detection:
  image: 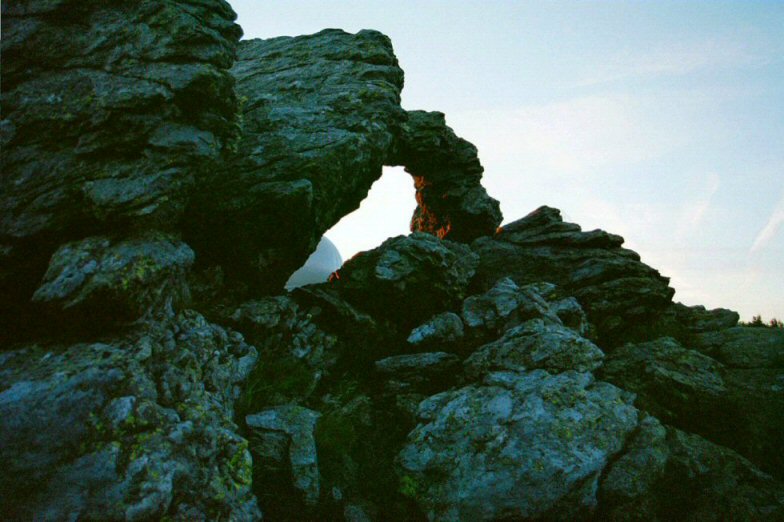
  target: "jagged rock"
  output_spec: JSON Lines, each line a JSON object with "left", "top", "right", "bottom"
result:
{"left": 668, "top": 302, "right": 740, "bottom": 333}
{"left": 185, "top": 28, "right": 406, "bottom": 291}
{"left": 598, "top": 415, "right": 784, "bottom": 520}
{"left": 397, "top": 370, "right": 639, "bottom": 521}
{"left": 694, "top": 327, "right": 784, "bottom": 479}
{"left": 464, "top": 319, "right": 605, "bottom": 378}
{"left": 228, "top": 296, "right": 338, "bottom": 409}
{"left": 0, "top": 311, "right": 260, "bottom": 520}
{"left": 246, "top": 405, "right": 322, "bottom": 506}
{"left": 472, "top": 206, "right": 675, "bottom": 345}
{"left": 550, "top": 295, "right": 592, "bottom": 337}
{"left": 330, "top": 233, "right": 478, "bottom": 330}
{"left": 390, "top": 110, "right": 503, "bottom": 242}
{"left": 3, "top": 6, "right": 781, "bottom": 519}
{"left": 600, "top": 335, "right": 784, "bottom": 480}
{"left": 32, "top": 232, "right": 194, "bottom": 324}
{"left": 407, "top": 312, "right": 465, "bottom": 349}
{"left": 1, "top": 0, "right": 242, "bottom": 328}
{"left": 461, "top": 277, "right": 562, "bottom": 337}
{"left": 600, "top": 337, "right": 727, "bottom": 430}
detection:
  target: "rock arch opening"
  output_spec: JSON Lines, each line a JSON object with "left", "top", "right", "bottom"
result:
{"left": 286, "top": 166, "right": 415, "bottom": 289}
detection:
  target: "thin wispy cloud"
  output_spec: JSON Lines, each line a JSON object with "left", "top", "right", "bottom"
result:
{"left": 573, "top": 39, "right": 770, "bottom": 88}
{"left": 676, "top": 172, "right": 720, "bottom": 240}
{"left": 750, "top": 192, "right": 784, "bottom": 254}
{"left": 449, "top": 93, "right": 688, "bottom": 176}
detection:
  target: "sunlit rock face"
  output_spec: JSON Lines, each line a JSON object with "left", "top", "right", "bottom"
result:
{"left": 285, "top": 236, "right": 343, "bottom": 290}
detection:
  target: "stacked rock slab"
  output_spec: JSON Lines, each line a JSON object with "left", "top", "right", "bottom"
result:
{"left": 472, "top": 206, "right": 676, "bottom": 345}
{"left": 1, "top": 0, "right": 242, "bottom": 338}
{"left": 0, "top": 311, "right": 261, "bottom": 520}
{"left": 2, "top": 3, "right": 783, "bottom": 519}
{"left": 0, "top": 1, "right": 263, "bottom": 519}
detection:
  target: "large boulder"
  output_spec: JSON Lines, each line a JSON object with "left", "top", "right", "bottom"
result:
{"left": 0, "top": 311, "right": 260, "bottom": 520}
{"left": 472, "top": 206, "right": 675, "bottom": 345}
{"left": 32, "top": 232, "right": 194, "bottom": 326}
{"left": 464, "top": 318, "right": 605, "bottom": 378}
{"left": 598, "top": 415, "right": 784, "bottom": 520}
{"left": 397, "top": 370, "right": 639, "bottom": 521}
{"left": 601, "top": 334, "right": 784, "bottom": 480}
{"left": 329, "top": 233, "right": 479, "bottom": 331}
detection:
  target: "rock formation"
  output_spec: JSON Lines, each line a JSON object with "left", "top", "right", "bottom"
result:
{"left": 1, "top": 1, "right": 782, "bottom": 520}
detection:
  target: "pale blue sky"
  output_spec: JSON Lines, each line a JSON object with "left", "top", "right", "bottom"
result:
{"left": 231, "top": 1, "right": 784, "bottom": 320}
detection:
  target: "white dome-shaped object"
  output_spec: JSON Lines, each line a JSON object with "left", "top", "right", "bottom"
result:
{"left": 285, "top": 236, "right": 343, "bottom": 290}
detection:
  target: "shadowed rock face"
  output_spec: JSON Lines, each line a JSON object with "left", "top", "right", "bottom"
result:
{"left": 186, "top": 31, "right": 501, "bottom": 294}
{"left": 1, "top": 0, "right": 242, "bottom": 340}
{"left": 185, "top": 29, "right": 407, "bottom": 292}
{"left": 390, "top": 111, "right": 503, "bottom": 242}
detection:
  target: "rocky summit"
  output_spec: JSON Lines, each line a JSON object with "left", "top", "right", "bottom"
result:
{"left": 1, "top": 1, "right": 782, "bottom": 520}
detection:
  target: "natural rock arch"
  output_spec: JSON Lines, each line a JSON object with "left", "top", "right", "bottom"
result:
{"left": 185, "top": 30, "right": 501, "bottom": 295}
{"left": 389, "top": 110, "right": 502, "bottom": 243}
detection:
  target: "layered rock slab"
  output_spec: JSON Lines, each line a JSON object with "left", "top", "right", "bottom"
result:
{"left": 472, "top": 206, "right": 675, "bottom": 345}
{"left": 186, "top": 29, "right": 407, "bottom": 291}
{"left": 601, "top": 334, "right": 784, "bottom": 480}
{"left": 599, "top": 415, "right": 784, "bottom": 520}
{"left": 1, "top": 0, "right": 242, "bottom": 326}
{"left": 390, "top": 110, "right": 503, "bottom": 242}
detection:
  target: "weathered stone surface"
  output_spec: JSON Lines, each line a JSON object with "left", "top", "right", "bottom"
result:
{"left": 598, "top": 415, "right": 784, "bottom": 520}
{"left": 0, "top": 311, "right": 260, "bottom": 520}
{"left": 600, "top": 337, "right": 727, "bottom": 431}
{"left": 600, "top": 335, "right": 784, "bottom": 480}
{"left": 186, "top": 29, "right": 406, "bottom": 291}
{"left": 464, "top": 319, "right": 605, "bottom": 378}
{"left": 32, "top": 232, "right": 194, "bottom": 323}
{"left": 1, "top": 0, "right": 242, "bottom": 322}
{"left": 407, "top": 312, "right": 465, "bottom": 349}
{"left": 2, "top": 8, "right": 781, "bottom": 520}
{"left": 694, "top": 327, "right": 784, "bottom": 479}
{"left": 668, "top": 302, "right": 740, "bottom": 334}
{"left": 398, "top": 370, "right": 638, "bottom": 521}
{"left": 330, "top": 233, "right": 479, "bottom": 330}
{"left": 390, "top": 110, "right": 503, "bottom": 242}
{"left": 228, "top": 295, "right": 339, "bottom": 409}
{"left": 246, "top": 405, "right": 322, "bottom": 506}
{"left": 461, "top": 277, "right": 561, "bottom": 337}
{"left": 472, "top": 206, "right": 675, "bottom": 345}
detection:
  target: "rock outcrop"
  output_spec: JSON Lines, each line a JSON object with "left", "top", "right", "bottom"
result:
{"left": 472, "top": 206, "right": 676, "bottom": 345}
{"left": 391, "top": 110, "right": 503, "bottom": 242}
{"left": 0, "top": 311, "right": 259, "bottom": 520}
{"left": 1, "top": 0, "right": 242, "bottom": 339}
{"left": 1, "top": 3, "right": 782, "bottom": 520}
